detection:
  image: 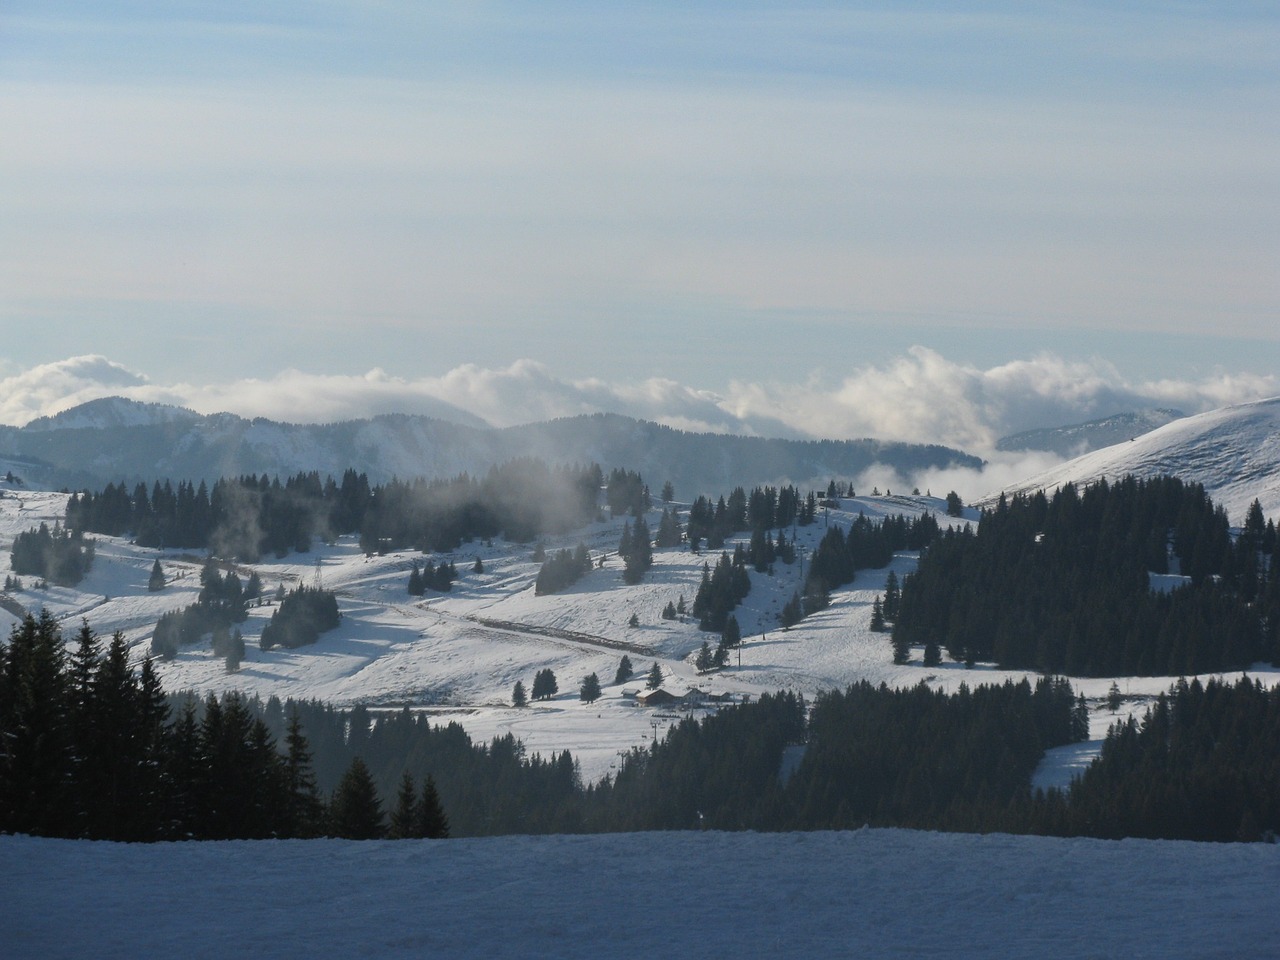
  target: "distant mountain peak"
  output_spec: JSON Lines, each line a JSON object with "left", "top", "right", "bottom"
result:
{"left": 24, "top": 397, "right": 202, "bottom": 433}
{"left": 996, "top": 408, "right": 1186, "bottom": 457}
{"left": 994, "top": 396, "right": 1280, "bottom": 522}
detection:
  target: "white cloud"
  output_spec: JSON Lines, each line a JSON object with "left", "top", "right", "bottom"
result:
{"left": 0, "top": 356, "right": 150, "bottom": 426}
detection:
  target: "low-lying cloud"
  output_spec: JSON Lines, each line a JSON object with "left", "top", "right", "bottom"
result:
{"left": 2, "top": 351, "right": 1276, "bottom": 471}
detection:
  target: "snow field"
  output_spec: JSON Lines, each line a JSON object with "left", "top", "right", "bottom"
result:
{"left": 5, "top": 828, "right": 1278, "bottom": 959}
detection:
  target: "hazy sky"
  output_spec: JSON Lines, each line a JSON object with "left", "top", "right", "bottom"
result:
{"left": 1, "top": 2, "right": 1277, "bottom": 439}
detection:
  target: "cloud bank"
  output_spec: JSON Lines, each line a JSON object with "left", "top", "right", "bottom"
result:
{"left": 3, "top": 351, "right": 1275, "bottom": 461}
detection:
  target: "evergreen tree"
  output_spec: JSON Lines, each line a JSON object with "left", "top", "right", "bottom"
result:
{"left": 329, "top": 757, "right": 385, "bottom": 839}
{"left": 646, "top": 662, "right": 663, "bottom": 690}
{"left": 283, "top": 710, "right": 324, "bottom": 837}
{"left": 870, "top": 596, "right": 886, "bottom": 632}
{"left": 883, "top": 571, "right": 901, "bottom": 621}
{"left": 512, "top": 679, "right": 527, "bottom": 707}
{"left": 531, "top": 669, "right": 558, "bottom": 701}
{"left": 614, "top": 655, "right": 633, "bottom": 685}
{"left": 418, "top": 775, "right": 450, "bottom": 839}
{"left": 147, "top": 559, "right": 165, "bottom": 592}
{"left": 388, "top": 771, "right": 420, "bottom": 839}
{"left": 722, "top": 614, "right": 741, "bottom": 648}
{"left": 407, "top": 562, "right": 424, "bottom": 597}
{"left": 695, "top": 642, "right": 715, "bottom": 673}
{"left": 580, "top": 673, "right": 602, "bottom": 703}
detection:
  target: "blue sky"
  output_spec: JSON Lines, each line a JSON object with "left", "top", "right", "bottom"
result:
{"left": 1, "top": 2, "right": 1277, "bottom": 438}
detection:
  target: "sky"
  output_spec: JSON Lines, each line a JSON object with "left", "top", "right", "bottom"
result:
{"left": 1, "top": 2, "right": 1278, "bottom": 446}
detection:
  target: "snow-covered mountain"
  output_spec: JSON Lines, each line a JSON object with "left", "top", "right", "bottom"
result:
{"left": 989, "top": 396, "right": 1280, "bottom": 523}
{"left": 22, "top": 396, "right": 203, "bottom": 433}
{"left": 0, "top": 399, "right": 983, "bottom": 497}
{"left": 996, "top": 408, "right": 1185, "bottom": 457}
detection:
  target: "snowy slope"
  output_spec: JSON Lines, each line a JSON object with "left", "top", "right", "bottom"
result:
{"left": 989, "top": 396, "right": 1280, "bottom": 523}
{"left": 996, "top": 408, "right": 1185, "bottom": 457}
{"left": 6, "top": 829, "right": 1277, "bottom": 959}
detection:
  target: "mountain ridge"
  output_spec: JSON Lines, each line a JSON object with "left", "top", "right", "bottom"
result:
{"left": 0, "top": 397, "right": 984, "bottom": 496}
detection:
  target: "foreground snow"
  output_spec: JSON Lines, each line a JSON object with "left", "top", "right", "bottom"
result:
{"left": 5, "top": 829, "right": 1277, "bottom": 959}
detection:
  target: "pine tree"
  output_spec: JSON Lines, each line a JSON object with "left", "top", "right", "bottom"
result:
{"left": 580, "top": 673, "right": 602, "bottom": 703}
{"left": 722, "top": 614, "right": 741, "bottom": 648}
{"left": 418, "top": 775, "right": 450, "bottom": 839}
{"left": 388, "top": 771, "right": 420, "bottom": 839}
{"left": 148, "top": 559, "right": 165, "bottom": 592}
{"left": 329, "top": 757, "right": 385, "bottom": 839}
{"left": 870, "top": 596, "right": 886, "bottom": 632}
{"left": 883, "top": 571, "right": 900, "bottom": 621}
{"left": 614, "top": 655, "right": 633, "bottom": 685}
{"left": 512, "top": 679, "right": 527, "bottom": 707}
{"left": 283, "top": 710, "right": 324, "bottom": 837}
{"left": 532, "top": 668, "right": 558, "bottom": 701}
{"left": 646, "top": 662, "right": 663, "bottom": 690}
{"left": 695, "top": 642, "right": 714, "bottom": 672}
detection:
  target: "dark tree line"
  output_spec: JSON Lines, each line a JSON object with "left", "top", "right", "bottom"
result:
{"left": 1020, "top": 676, "right": 1280, "bottom": 843}
{"left": 786, "top": 677, "right": 1086, "bottom": 832}
{"left": 0, "top": 613, "right": 459, "bottom": 841}
{"left": 8, "top": 610, "right": 1277, "bottom": 843}
{"left": 67, "top": 461, "right": 606, "bottom": 561}
{"left": 892, "top": 477, "right": 1280, "bottom": 675}
{"left": 10, "top": 522, "right": 95, "bottom": 587}
{"left": 246, "top": 696, "right": 583, "bottom": 836}
{"left": 685, "top": 485, "right": 813, "bottom": 551}
{"left": 0, "top": 613, "right": 317, "bottom": 839}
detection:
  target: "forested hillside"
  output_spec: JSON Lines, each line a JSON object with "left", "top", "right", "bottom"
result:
{"left": 893, "top": 476, "right": 1280, "bottom": 675}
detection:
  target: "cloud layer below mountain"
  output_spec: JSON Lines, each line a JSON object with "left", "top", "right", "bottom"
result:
{"left": 2, "top": 351, "right": 1275, "bottom": 462}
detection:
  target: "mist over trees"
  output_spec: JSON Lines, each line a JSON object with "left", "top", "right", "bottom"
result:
{"left": 66, "top": 460, "right": 606, "bottom": 562}
{"left": 9, "top": 522, "right": 94, "bottom": 586}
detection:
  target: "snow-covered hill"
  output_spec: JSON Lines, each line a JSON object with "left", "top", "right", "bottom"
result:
{"left": 988, "top": 396, "right": 1280, "bottom": 523}
{"left": 6, "top": 828, "right": 1276, "bottom": 959}
{"left": 4, "top": 484, "right": 1261, "bottom": 782}
{"left": 22, "top": 396, "right": 202, "bottom": 432}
